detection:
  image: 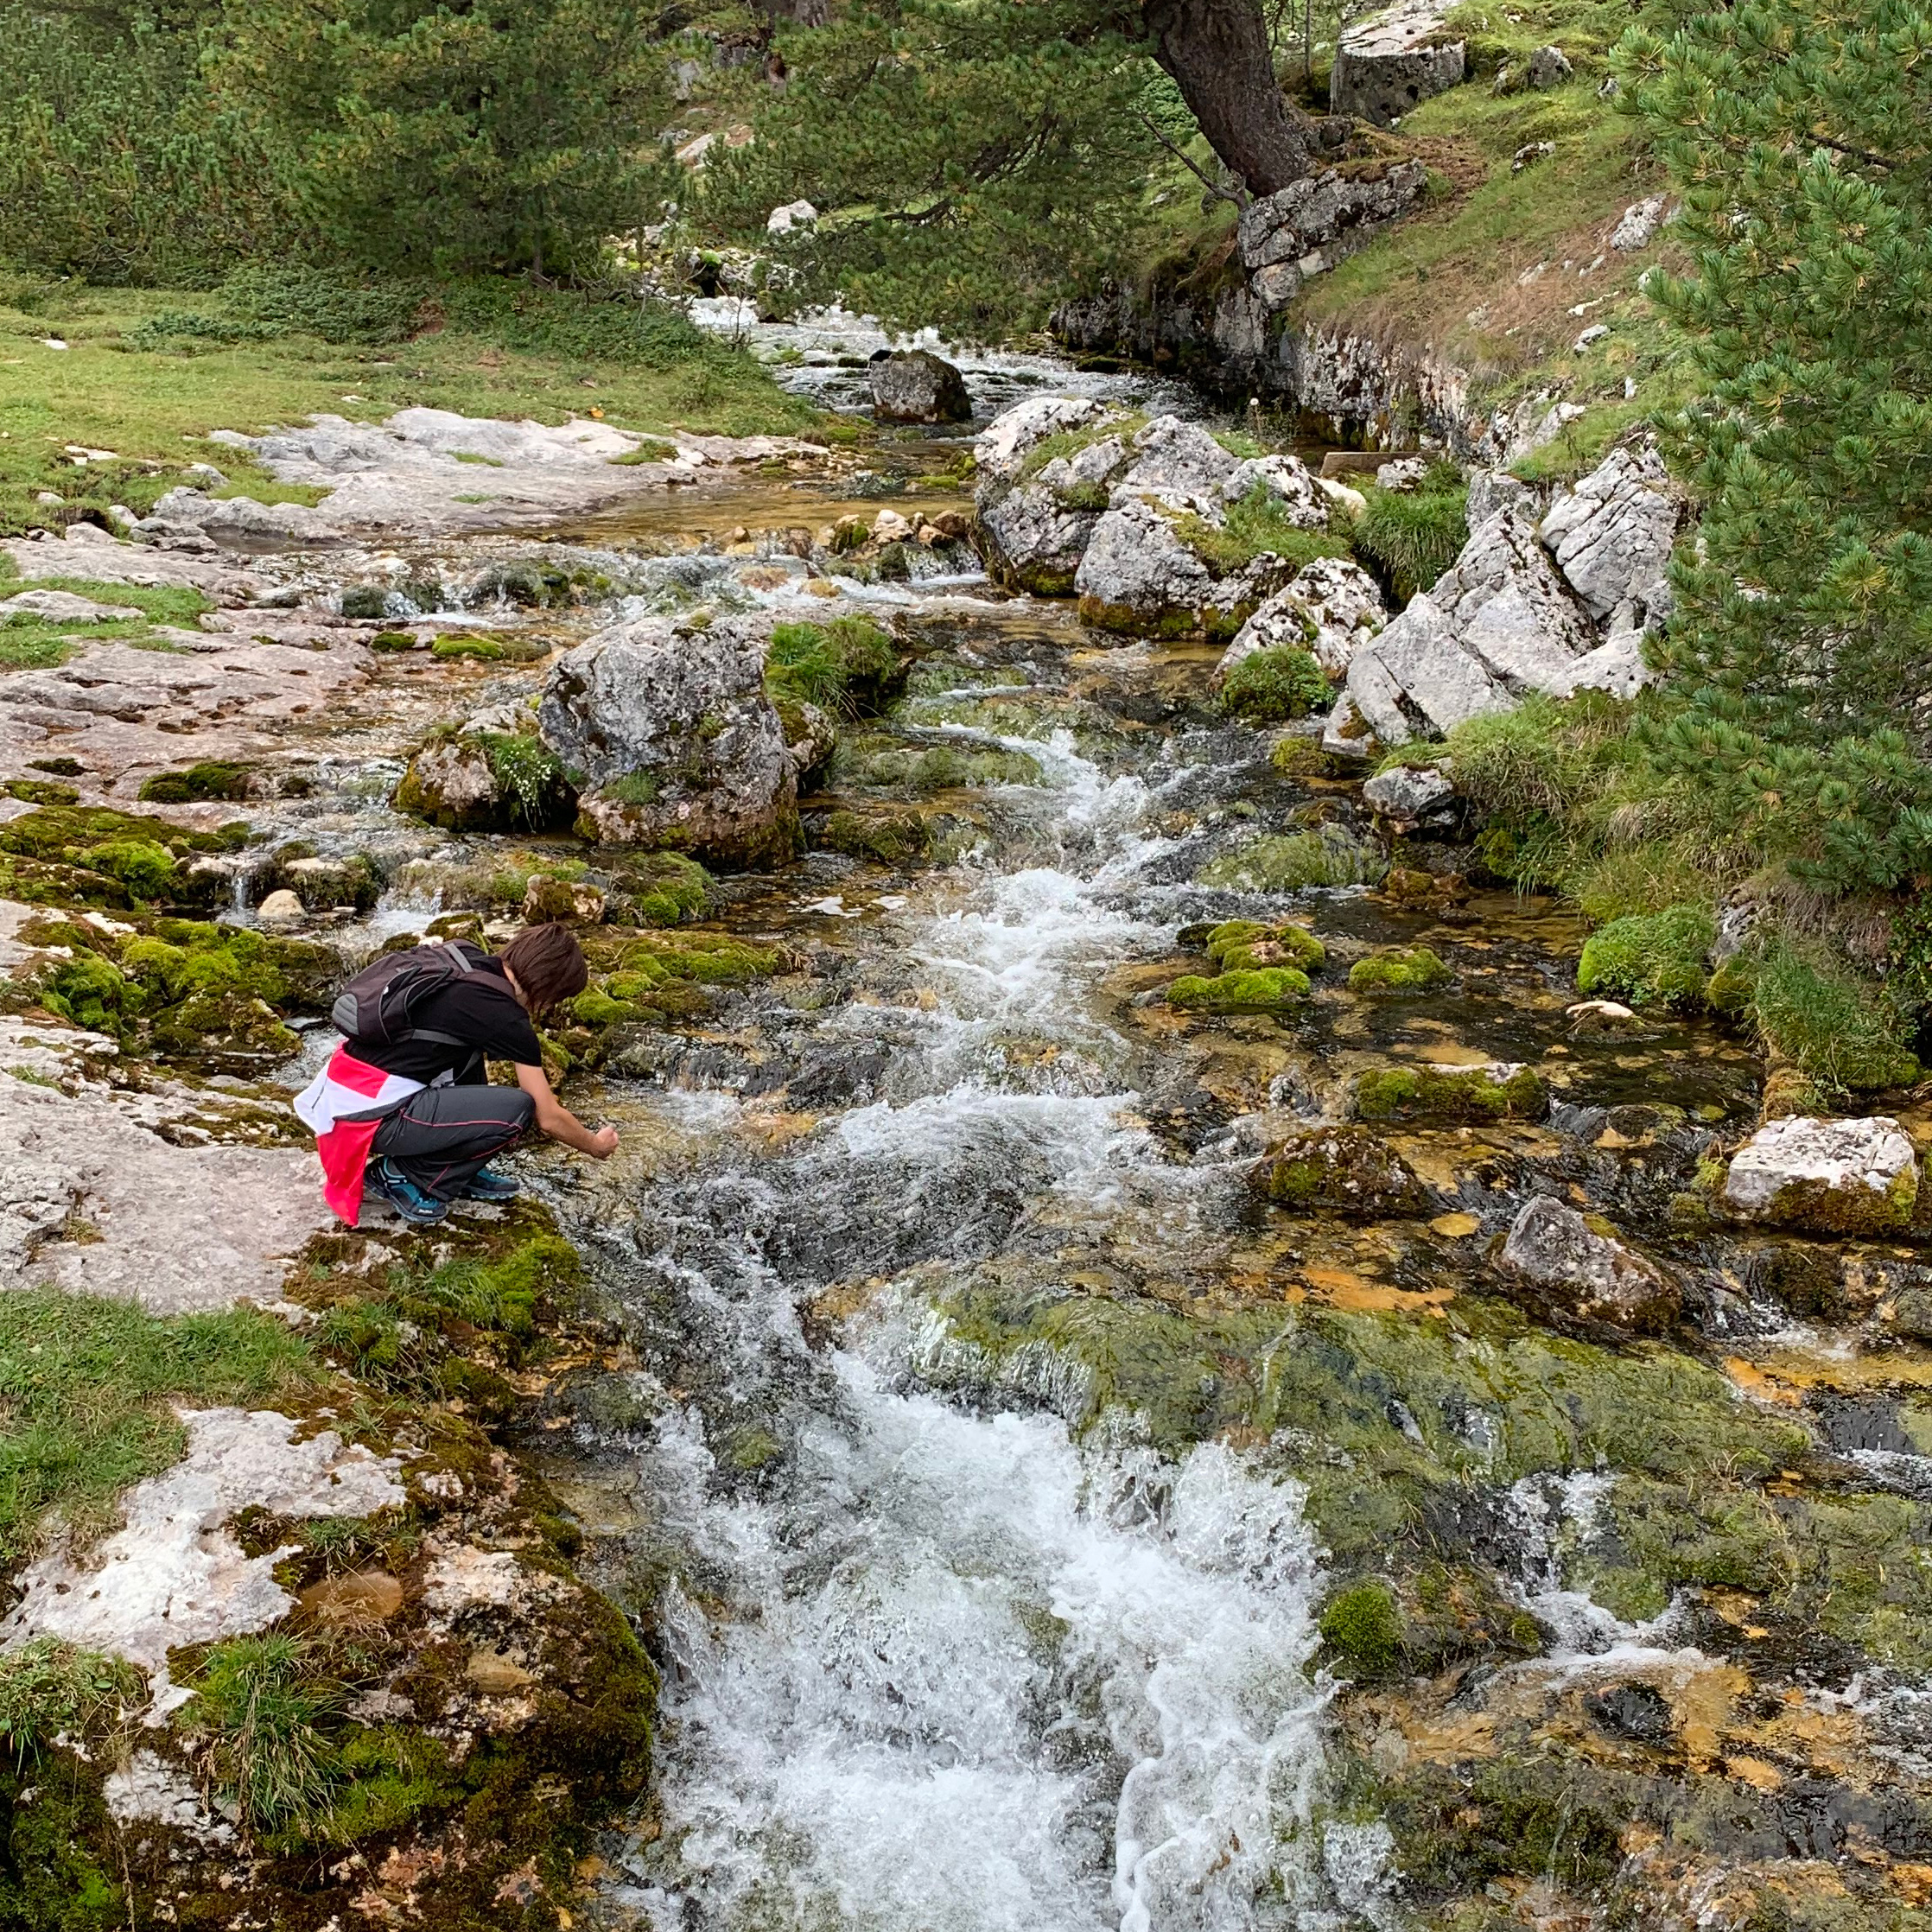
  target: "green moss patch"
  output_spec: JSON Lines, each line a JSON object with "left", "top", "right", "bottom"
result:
{"left": 1575, "top": 902, "right": 1713, "bottom": 1008}
{"left": 1174, "top": 485, "right": 1350, "bottom": 576}
{"left": 1352, "top": 1064, "right": 1547, "bottom": 1123}
{"left": 137, "top": 759, "right": 255, "bottom": 804}
{"left": 1205, "top": 918, "right": 1326, "bottom": 973}
{"left": 1167, "top": 965, "right": 1311, "bottom": 1014}
{"left": 1348, "top": 944, "right": 1452, "bottom": 993}
{"left": 1198, "top": 826, "right": 1388, "bottom": 892}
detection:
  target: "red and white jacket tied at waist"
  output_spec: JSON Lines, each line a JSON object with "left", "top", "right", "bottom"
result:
{"left": 294, "top": 1045, "right": 434, "bottom": 1225}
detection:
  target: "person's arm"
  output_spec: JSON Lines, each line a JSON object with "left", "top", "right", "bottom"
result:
{"left": 514, "top": 1062, "right": 618, "bottom": 1158}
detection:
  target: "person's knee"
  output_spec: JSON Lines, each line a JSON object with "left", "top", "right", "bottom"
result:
{"left": 503, "top": 1090, "right": 537, "bottom": 1135}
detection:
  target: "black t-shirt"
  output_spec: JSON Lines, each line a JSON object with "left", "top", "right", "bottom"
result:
{"left": 352, "top": 949, "right": 543, "bottom": 1084}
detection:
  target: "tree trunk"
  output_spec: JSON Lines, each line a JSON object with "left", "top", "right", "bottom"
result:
{"left": 1141, "top": 0, "right": 1312, "bottom": 197}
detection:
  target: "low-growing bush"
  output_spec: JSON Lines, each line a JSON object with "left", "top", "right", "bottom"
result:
{"left": 1750, "top": 940, "right": 1919, "bottom": 1092}
{"left": 1219, "top": 646, "right": 1331, "bottom": 722}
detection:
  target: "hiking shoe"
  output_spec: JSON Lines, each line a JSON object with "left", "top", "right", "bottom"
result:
{"left": 366, "top": 1158, "right": 450, "bottom": 1227}
{"left": 461, "top": 1164, "right": 522, "bottom": 1204}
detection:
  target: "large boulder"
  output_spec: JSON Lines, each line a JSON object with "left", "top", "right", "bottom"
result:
{"left": 1721, "top": 1116, "right": 1919, "bottom": 1235}
{"left": 538, "top": 612, "right": 800, "bottom": 864}
{"left": 972, "top": 397, "right": 1127, "bottom": 593}
{"left": 1074, "top": 495, "right": 1214, "bottom": 635}
{"left": 1109, "top": 414, "right": 1238, "bottom": 511}
{"left": 1343, "top": 508, "right": 1598, "bottom": 744}
{"left": 973, "top": 395, "right": 1114, "bottom": 483}
{"left": 867, "top": 350, "right": 972, "bottom": 424}
{"left": 1330, "top": 0, "right": 1466, "bottom": 126}
{"left": 1217, "top": 556, "right": 1388, "bottom": 682}
{"left": 1500, "top": 1196, "right": 1680, "bottom": 1331}
{"left": 1537, "top": 441, "right": 1678, "bottom": 623}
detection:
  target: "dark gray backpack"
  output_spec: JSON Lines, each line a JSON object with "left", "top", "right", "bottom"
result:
{"left": 330, "top": 940, "right": 479, "bottom": 1051}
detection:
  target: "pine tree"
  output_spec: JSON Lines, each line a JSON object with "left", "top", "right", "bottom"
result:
{"left": 1617, "top": 0, "right": 1932, "bottom": 891}
{"left": 213, "top": 0, "right": 676, "bottom": 276}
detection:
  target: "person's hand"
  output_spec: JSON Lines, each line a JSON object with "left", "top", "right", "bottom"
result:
{"left": 588, "top": 1125, "right": 619, "bottom": 1160}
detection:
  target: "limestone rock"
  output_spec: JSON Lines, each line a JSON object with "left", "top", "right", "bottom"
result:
{"left": 539, "top": 611, "right": 800, "bottom": 863}
{"left": 254, "top": 887, "right": 304, "bottom": 925}
{"left": 1344, "top": 508, "right": 1598, "bottom": 743}
{"left": 1221, "top": 453, "right": 1331, "bottom": 528}
{"left": 973, "top": 394, "right": 1113, "bottom": 484}
{"left": 1074, "top": 494, "right": 1214, "bottom": 633}
{"left": 1500, "top": 1195, "right": 1680, "bottom": 1331}
{"left": 976, "top": 483, "right": 1104, "bottom": 596}
{"left": 1537, "top": 441, "right": 1677, "bottom": 622}
{"left": 1217, "top": 556, "right": 1389, "bottom": 682}
{"left": 1526, "top": 43, "right": 1573, "bottom": 86}
{"left": 0, "top": 588, "right": 142, "bottom": 623}
{"left": 1611, "top": 196, "right": 1669, "bottom": 251}
{"left": 1259, "top": 1125, "right": 1431, "bottom": 1217}
{"left": 1111, "top": 414, "right": 1238, "bottom": 513}
{"left": 2, "top": 1408, "right": 404, "bottom": 1685}
{"left": 394, "top": 729, "right": 574, "bottom": 834}
{"left": 766, "top": 199, "right": 818, "bottom": 233}
{"left": 867, "top": 349, "right": 972, "bottom": 425}
{"left": 1465, "top": 467, "right": 1537, "bottom": 530}
{"left": 1330, "top": 1, "right": 1465, "bottom": 125}
{"left": 1344, "top": 592, "right": 1513, "bottom": 743}
{"left": 1363, "top": 762, "right": 1456, "bottom": 825}
{"left": 1722, "top": 1116, "right": 1919, "bottom": 1235}
{"left": 1238, "top": 161, "right": 1431, "bottom": 273}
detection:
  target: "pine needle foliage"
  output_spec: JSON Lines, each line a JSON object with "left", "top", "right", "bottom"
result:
{"left": 1615, "top": 0, "right": 1932, "bottom": 893}
{"left": 704, "top": 1, "right": 1173, "bottom": 333}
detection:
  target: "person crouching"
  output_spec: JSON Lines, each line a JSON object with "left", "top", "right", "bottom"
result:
{"left": 295, "top": 921, "right": 618, "bottom": 1227}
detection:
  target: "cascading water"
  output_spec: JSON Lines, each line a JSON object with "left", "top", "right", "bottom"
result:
{"left": 555, "top": 695, "right": 1349, "bottom": 1932}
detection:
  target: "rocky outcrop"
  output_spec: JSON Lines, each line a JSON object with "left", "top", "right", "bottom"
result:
{"left": 1537, "top": 440, "right": 1678, "bottom": 623}
{"left": 1363, "top": 762, "right": 1456, "bottom": 827}
{"left": 1330, "top": 0, "right": 1465, "bottom": 125}
{"left": 538, "top": 611, "right": 800, "bottom": 863}
{"left": 1217, "top": 556, "right": 1388, "bottom": 681}
{"left": 1236, "top": 161, "right": 1431, "bottom": 313}
{"left": 1722, "top": 1116, "right": 1919, "bottom": 1235}
{"left": 867, "top": 349, "right": 972, "bottom": 424}
{"left": 1335, "top": 443, "right": 1671, "bottom": 747}
{"left": 972, "top": 397, "right": 1124, "bottom": 593}
{"left": 1500, "top": 1195, "right": 1681, "bottom": 1331}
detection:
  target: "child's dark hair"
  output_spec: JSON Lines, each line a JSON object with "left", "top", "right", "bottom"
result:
{"left": 500, "top": 921, "right": 588, "bottom": 1016}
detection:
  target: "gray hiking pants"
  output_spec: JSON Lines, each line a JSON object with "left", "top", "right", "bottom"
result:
{"left": 368, "top": 1084, "right": 534, "bottom": 1200}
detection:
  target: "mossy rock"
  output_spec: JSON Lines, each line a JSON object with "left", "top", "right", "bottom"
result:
{"left": 1, "top": 778, "right": 79, "bottom": 806}
{"left": 1348, "top": 944, "right": 1452, "bottom": 993}
{"left": 1168, "top": 965, "right": 1312, "bottom": 1014}
{"left": 1261, "top": 1126, "right": 1430, "bottom": 1217}
{"left": 394, "top": 731, "right": 575, "bottom": 834}
{"left": 609, "top": 850, "right": 713, "bottom": 927}
{"left": 1197, "top": 825, "right": 1387, "bottom": 892}
{"left": 1352, "top": 1064, "right": 1547, "bottom": 1123}
{"left": 1319, "top": 1579, "right": 1404, "bottom": 1676}
{"left": 1205, "top": 918, "right": 1325, "bottom": 974}
{"left": 1576, "top": 903, "right": 1714, "bottom": 1008}
{"left": 813, "top": 807, "right": 933, "bottom": 866}
{"left": 137, "top": 760, "right": 255, "bottom": 804}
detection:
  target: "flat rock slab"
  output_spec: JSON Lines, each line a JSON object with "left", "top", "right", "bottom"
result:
{"left": 3, "top": 524, "right": 268, "bottom": 598}
{"left": 2, "top": 1407, "right": 403, "bottom": 1687}
{"left": 0, "top": 625, "right": 375, "bottom": 801}
{"left": 206, "top": 408, "right": 830, "bottom": 538}
{"left": 0, "top": 1015, "right": 330, "bottom": 1310}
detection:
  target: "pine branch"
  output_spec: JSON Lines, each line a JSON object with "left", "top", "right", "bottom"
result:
{"left": 1134, "top": 109, "right": 1248, "bottom": 209}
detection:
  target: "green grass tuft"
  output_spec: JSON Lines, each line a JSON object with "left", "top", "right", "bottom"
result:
{"left": 0, "top": 1288, "right": 312, "bottom": 1561}
{"left": 1575, "top": 904, "right": 1713, "bottom": 1008}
